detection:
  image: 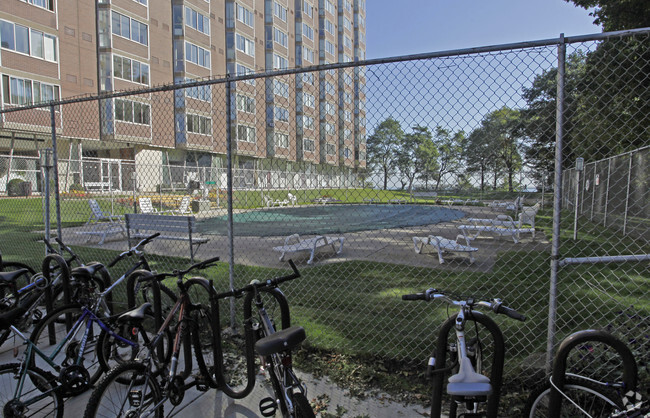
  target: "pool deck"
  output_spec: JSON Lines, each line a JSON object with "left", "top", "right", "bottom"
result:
{"left": 59, "top": 204, "right": 548, "bottom": 271}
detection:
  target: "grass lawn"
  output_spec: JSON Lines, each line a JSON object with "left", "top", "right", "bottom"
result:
{"left": 1, "top": 196, "right": 647, "bottom": 413}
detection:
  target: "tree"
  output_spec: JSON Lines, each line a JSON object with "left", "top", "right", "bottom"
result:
{"left": 464, "top": 124, "right": 496, "bottom": 192}
{"left": 366, "top": 118, "right": 404, "bottom": 190}
{"left": 565, "top": 0, "right": 650, "bottom": 31}
{"left": 413, "top": 127, "right": 439, "bottom": 190}
{"left": 395, "top": 125, "right": 435, "bottom": 192}
{"left": 432, "top": 127, "right": 464, "bottom": 191}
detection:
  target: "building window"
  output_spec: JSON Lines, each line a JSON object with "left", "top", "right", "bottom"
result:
{"left": 273, "top": 80, "right": 289, "bottom": 98}
{"left": 2, "top": 75, "right": 59, "bottom": 106}
{"left": 186, "top": 113, "right": 212, "bottom": 135}
{"left": 236, "top": 64, "right": 256, "bottom": 85}
{"left": 184, "top": 78, "right": 212, "bottom": 101}
{"left": 236, "top": 4, "right": 254, "bottom": 27}
{"left": 344, "top": 147, "right": 351, "bottom": 158}
{"left": 324, "top": 122, "right": 335, "bottom": 135}
{"left": 274, "top": 106, "right": 289, "bottom": 122}
{"left": 275, "top": 132, "right": 289, "bottom": 148}
{"left": 344, "top": 110, "right": 352, "bottom": 122}
{"left": 185, "top": 6, "right": 210, "bottom": 34}
{"left": 273, "top": 28, "right": 288, "bottom": 48}
{"left": 302, "top": 115, "right": 314, "bottom": 129}
{"left": 344, "top": 129, "right": 352, "bottom": 140}
{"left": 303, "top": 92, "right": 315, "bottom": 108}
{"left": 344, "top": 0, "right": 352, "bottom": 12}
{"left": 113, "top": 55, "right": 150, "bottom": 85}
{"left": 303, "top": 1, "right": 313, "bottom": 17}
{"left": 185, "top": 41, "right": 211, "bottom": 68}
{"left": 324, "top": 101, "right": 335, "bottom": 115}
{"left": 236, "top": 33, "right": 255, "bottom": 56}
{"left": 324, "top": 19, "right": 334, "bottom": 35}
{"left": 274, "top": 2, "right": 287, "bottom": 21}
{"left": 111, "top": 12, "right": 148, "bottom": 45}
{"left": 236, "top": 94, "right": 255, "bottom": 113}
{"left": 323, "top": 0, "right": 335, "bottom": 15}
{"left": 0, "top": 20, "right": 58, "bottom": 62}
{"left": 324, "top": 40, "right": 335, "bottom": 56}
{"left": 343, "top": 16, "right": 352, "bottom": 32}
{"left": 344, "top": 35, "right": 353, "bottom": 50}
{"left": 302, "top": 72, "right": 314, "bottom": 85}
{"left": 273, "top": 53, "right": 288, "bottom": 70}
{"left": 359, "top": 150, "right": 366, "bottom": 161}
{"left": 19, "top": 0, "right": 55, "bottom": 11}
{"left": 302, "top": 23, "right": 314, "bottom": 41}
{"left": 303, "top": 138, "right": 315, "bottom": 152}
{"left": 326, "top": 143, "right": 336, "bottom": 155}
{"left": 237, "top": 124, "right": 256, "bottom": 142}
{"left": 302, "top": 46, "right": 314, "bottom": 63}
{"left": 115, "top": 99, "right": 151, "bottom": 125}
{"left": 324, "top": 82, "right": 335, "bottom": 96}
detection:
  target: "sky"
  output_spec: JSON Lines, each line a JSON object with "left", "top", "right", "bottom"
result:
{"left": 366, "top": 0, "right": 601, "bottom": 59}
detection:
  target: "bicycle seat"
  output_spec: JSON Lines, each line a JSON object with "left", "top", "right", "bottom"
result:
{"left": 0, "top": 269, "right": 30, "bottom": 284}
{"left": 447, "top": 357, "right": 493, "bottom": 396}
{"left": 117, "top": 302, "right": 152, "bottom": 323}
{"left": 71, "top": 262, "right": 105, "bottom": 277}
{"left": 255, "top": 326, "right": 306, "bottom": 356}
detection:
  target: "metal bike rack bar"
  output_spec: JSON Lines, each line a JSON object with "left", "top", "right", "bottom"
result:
{"left": 548, "top": 329, "right": 638, "bottom": 416}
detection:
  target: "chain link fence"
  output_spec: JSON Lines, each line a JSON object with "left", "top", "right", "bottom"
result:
{"left": 1, "top": 28, "right": 648, "bottom": 407}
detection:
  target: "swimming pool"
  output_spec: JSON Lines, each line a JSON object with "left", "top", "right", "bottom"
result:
{"left": 196, "top": 204, "right": 465, "bottom": 237}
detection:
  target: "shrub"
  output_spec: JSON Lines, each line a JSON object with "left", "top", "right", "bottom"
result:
{"left": 7, "top": 179, "right": 25, "bottom": 196}
{"left": 69, "top": 183, "right": 84, "bottom": 192}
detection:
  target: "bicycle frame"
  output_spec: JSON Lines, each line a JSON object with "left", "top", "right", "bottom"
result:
{"left": 430, "top": 309, "right": 505, "bottom": 418}
{"left": 43, "top": 305, "right": 138, "bottom": 368}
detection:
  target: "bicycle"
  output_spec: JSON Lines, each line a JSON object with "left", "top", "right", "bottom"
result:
{"left": 402, "top": 288, "right": 525, "bottom": 418}
{"left": 524, "top": 329, "right": 648, "bottom": 417}
{"left": 83, "top": 256, "right": 226, "bottom": 418}
{"left": 214, "top": 260, "right": 314, "bottom": 418}
{"left": 28, "top": 233, "right": 176, "bottom": 395}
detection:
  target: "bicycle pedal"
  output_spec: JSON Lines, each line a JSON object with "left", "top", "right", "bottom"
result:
{"left": 259, "top": 397, "right": 277, "bottom": 417}
{"left": 194, "top": 378, "right": 209, "bottom": 392}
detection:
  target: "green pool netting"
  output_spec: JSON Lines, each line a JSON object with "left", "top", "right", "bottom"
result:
{"left": 196, "top": 204, "right": 465, "bottom": 237}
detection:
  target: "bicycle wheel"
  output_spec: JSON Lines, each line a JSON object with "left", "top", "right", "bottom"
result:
{"left": 96, "top": 314, "right": 172, "bottom": 376}
{"left": 290, "top": 392, "right": 315, "bottom": 418}
{"left": 523, "top": 377, "right": 624, "bottom": 417}
{"left": 0, "top": 362, "right": 63, "bottom": 418}
{"left": 132, "top": 282, "right": 177, "bottom": 322}
{"left": 83, "top": 361, "right": 163, "bottom": 418}
{"left": 191, "top": 304, "right": 219, "bottom": 388}
{"left": 29, "top": 304, "right": 104, "bottom": 395}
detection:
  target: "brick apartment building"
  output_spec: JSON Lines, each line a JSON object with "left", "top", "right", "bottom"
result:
{"left": 0, "top": 0, "right": 366, "bottom": 192}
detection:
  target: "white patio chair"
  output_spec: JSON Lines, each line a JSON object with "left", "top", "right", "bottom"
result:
{"left": 413, "top": 235, "right": 478, "bottom": 264}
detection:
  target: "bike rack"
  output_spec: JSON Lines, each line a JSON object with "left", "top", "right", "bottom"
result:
{"left": 41, "top": 253, "right": 71, "bottom": 344}
{"left": 548, "top": 329, "right": 638, "bottom": 416}
{"left": 430, "top": 311, "right": 505, "bottom": 418}
{"left": 125, "top": 269, "right": 171, "bottom": 365}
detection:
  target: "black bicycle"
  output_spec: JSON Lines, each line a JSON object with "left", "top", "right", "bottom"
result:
{"left": 402, "top": 288, "right": 525, "bottom": 418}
{"left": 215, "top": 260, "right": 314, "bottom": 418}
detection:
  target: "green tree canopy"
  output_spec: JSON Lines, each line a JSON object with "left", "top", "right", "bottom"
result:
{"left": 565, "top": 0, "right": 650, "bottom": 31}
{"left": 366, "top": 117, "right": 404, "bottom": 190}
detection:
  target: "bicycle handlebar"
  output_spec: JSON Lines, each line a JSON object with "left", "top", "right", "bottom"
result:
{"left": 402, "top": 288, "right": 525, "bottom": 321}
{"left": 44, "top": 237, "right": 81, "bottom": 266}
{"left": 216, "top": 260, "right": 300, "bottom": 299}
{"left": 107, "top": 233, "right": 160, "bottom": 268}
{"left": 142, "top": 255, "right": 221, "bottom": 282}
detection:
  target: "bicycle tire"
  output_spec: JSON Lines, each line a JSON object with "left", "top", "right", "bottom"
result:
{"left": 96, "top": 314, "right": 172, "bottom": 377}
{"left": 0, "top": 362, "right": 64, "bottom": 418}
{"left": 523, "top": 376, "right": 624, "bottom": 417}
{"left": 191, "top": 304, "right": 220, "bottom": 388}
{"left": 133, "top": 282, "right": 177, "bottom": 321}
{"left": 29, "top": 303, "right": 104, "bottom": 393}
{"left": 83, "top": 361, "right": 163, "bottom": 418}
{"left": 0, "top": 262, "right": 36, "bottom": 312}
{"left": 290, "top": 392, "right": 315, "bottom": 418}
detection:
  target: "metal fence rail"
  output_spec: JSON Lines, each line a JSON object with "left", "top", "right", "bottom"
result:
{"left": 1, "top": 28, "right": 648, "bottom": 401}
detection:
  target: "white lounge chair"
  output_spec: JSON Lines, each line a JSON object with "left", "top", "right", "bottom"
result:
{"left": 273, "top": 234, "right": 344, "bottom": 264}
{"left": 86, "top": 199, "right": 122, "bottom": 224}
{"left": 77, "top": 199, "right": 125, "bottom": 244}
{"left": 139, "top": 197, "right": 171, "bottom": 214}
{"left": 264, "top": 196, "right": 289, "bottom": 207}
{"left": 171, "top": 196, "right": 192, "bottom": 215}
{"left": 413, "top": 235, "right": 478, "bottom": 264}
{"left": 489, "top": 196, "right": 523, "bottom": 211}
{"left": 458, "top": 214, "right": 535, "bottom": 244}
{"left": 518, "top": 203, "right": 540, "bottom": 238}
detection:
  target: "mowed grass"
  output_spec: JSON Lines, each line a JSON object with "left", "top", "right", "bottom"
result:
{"left": 1, "top": 197, "right": 648, "bottom": 392}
